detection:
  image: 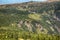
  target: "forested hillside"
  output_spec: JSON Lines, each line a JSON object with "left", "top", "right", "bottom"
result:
{"left": 0, "top": 1, "right": 60, "bottom": 40}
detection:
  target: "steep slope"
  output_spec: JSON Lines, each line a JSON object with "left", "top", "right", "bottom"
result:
{"left": 0, "top": 1, "right": 60, "bottom": 34}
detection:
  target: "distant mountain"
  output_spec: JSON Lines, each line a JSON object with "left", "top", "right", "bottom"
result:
{"left": 0, "top": 1, "right": 60, "bottom": 34}
{"left": 47, "top": 0, "right": 60, "bottom": 2}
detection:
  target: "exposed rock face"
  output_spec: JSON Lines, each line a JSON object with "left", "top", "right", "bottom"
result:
{"left": 35, "top": 23, "right": 43, "bottom": 31}
{"left": 55, "top": 25, "right": 60, "bottom": 33}
{"left": 17, "top": 20, "right": 23, "bottom": 27}
{"left": 25, "top": 21, "right": 32, "bottom": 32}
{"left": 35, "top": 23, "right": 44, "bottom": 33}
